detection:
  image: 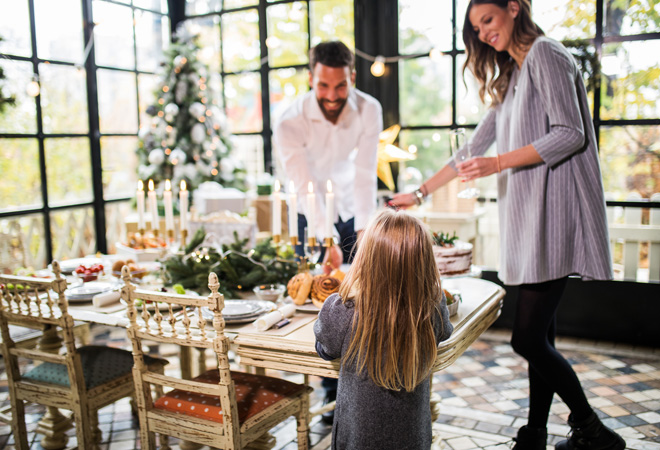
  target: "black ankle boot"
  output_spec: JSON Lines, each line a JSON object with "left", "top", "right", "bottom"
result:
{"left": 512, "top": 425, "right": 547, "bottom": 450}
{"left": 556, "top": 412, "right": 626, "bottom": 450}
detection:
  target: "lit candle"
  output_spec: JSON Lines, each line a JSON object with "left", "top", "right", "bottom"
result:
{"left": 136, "top": 180, "right": 146, "bottom": 232}
{"left": 179, "top": 180, "right": 188, "bottom": 232}
{"left": 147, "top": 179, "right": 159, "bottom": 234}
{"left": 288, "top": 180, "right": 298, "bottom": 239}
{"left": 325, "top": 180, "right": 334, "bottom": 239}
{"left": 307, "top": 181, "right": 316, "bottom": 240}
{"left": 164, "top": 179, "right": 174, "bottom": 232}
{"left": 272, "top": 180, "right": 282, "bottom": 237}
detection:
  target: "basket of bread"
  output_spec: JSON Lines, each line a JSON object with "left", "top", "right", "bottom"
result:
{"left": 287, "top": 269, "right": 345, "bottom": 309}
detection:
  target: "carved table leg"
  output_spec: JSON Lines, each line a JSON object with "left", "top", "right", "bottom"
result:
{"left": 36, "top": 325, "right": 72, "bottom": 450}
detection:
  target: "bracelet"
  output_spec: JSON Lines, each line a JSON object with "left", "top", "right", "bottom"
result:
{"left": 413, "top": 188, "right": 426, "bottom": 205}
{"left": 495, "top": 154, "right": 501, "bottom": 173}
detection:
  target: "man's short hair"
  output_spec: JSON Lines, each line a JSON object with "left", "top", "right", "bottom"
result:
{"left": 309, "top": 41, "right": 354, "bottom": 73}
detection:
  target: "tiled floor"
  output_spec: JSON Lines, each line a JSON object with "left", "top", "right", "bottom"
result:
{"left": 1, "top": 326, "right": 659, "bottom": 450}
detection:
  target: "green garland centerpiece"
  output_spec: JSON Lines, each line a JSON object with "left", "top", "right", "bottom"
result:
{"left": 431, "top": 231, "right": 459, "bottom": 247}
{"left": 162, "top": 228, "right": 299, "bottom": 298}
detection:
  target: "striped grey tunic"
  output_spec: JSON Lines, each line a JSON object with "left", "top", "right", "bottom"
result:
{"left": 468, "top": 37, "right": 613, "bottom": 285}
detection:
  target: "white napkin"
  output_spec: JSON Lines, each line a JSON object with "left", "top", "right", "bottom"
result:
{"left": 253, "top": 304, "right": 296, "bottom": 332}
{"left": 92, "top": 290, "right": 120, "bottom": 308}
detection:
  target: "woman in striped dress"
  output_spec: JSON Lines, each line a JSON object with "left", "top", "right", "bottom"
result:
{"left": 392, "top": 1, "right": 624, "bottom": 449}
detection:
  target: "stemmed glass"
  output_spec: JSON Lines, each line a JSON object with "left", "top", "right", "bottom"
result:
{"left": 450, "top": 128, "right": 480, "bottom": 199}
{"left": 303, "top": 229, "right": 322, "bottom": 267}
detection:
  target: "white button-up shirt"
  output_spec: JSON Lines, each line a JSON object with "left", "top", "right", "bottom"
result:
{"left": 273, "top": 89, "right": 383, "bottom": 238}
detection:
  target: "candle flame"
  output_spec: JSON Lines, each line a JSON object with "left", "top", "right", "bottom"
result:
{"left": 148, "top": 179, "right": 155, "bottom": 191}
{"left": 289, "top": 180, "right": 295, "bottom": 193}
{"left": 308, "top": 181, "right": 314, "bottom": 194}
{"left": 274, "top": 179, "right": 281, "bottom": 192}
{"left": 137, "top": 180, "right": 144, "bottom": 191}
{"left": 165, "top": 179, "right": 171, "bottom": 191}
{"left": 327, "top": 180, "right": 332, "bottom": 193}
{"left": 180, "top": 180, "right": 187, "bottom": 191}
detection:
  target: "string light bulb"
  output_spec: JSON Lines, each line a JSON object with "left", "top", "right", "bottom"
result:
{"left": 26, "top": 76, "right": 40, "bottom": 97}
{"left": 370, "top": 56, "right": 386, "bottom": 77}
{"left": 429, "top": 47, "right": 443, "bottom": 61}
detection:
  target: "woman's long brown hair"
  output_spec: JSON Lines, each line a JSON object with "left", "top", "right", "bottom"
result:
{"left": 338, "top": 209, "right": 443, "bottom": 392}
{"left": 462, "top": 0, "right": 544, "bottom": 106}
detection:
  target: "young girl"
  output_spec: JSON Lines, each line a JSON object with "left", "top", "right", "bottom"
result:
{"left": 314, "top": 209, "right": 453, "bottom": 450}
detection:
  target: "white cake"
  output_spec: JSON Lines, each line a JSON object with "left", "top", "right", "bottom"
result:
{"left": 433, "top": 240, "right": 473, "bottom": 275}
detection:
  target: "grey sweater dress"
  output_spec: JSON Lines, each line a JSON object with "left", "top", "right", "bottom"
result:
{"left": 314, "top": 292, "right": 453, "bottom": 450}
{"left": 465, "top": 37, "right": 613, "bottom": 285}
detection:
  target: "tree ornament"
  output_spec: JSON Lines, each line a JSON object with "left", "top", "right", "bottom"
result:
{"left": 164, "top": 103, "right": 179, "bottom": 116}
{"left": 169, "top": 148, "right": 187, "bottom": 165}
{"left": 175, "top": 80, "right": 187, "bottom": 103}
{"left": 148, "top": 149, "right": 166, "bottom": 165}
{"left": 190, "top": 123, "right": 207, "bottom": 144}
{"left": 189, "top": 102, "right": 205, "bottom": 118}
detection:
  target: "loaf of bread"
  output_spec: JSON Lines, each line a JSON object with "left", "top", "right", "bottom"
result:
{"left": 311, "top": 275, "right": 341, "bottom": 308}
{"left": 287, "top": 272, "right": 313, "bottom": 305}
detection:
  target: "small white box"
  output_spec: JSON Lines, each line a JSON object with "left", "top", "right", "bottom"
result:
{"left": 115, "top": 242, "right": 168, "bottom": 262}
{"left": 193, "top": 184, "right": 247, "bottom": 215}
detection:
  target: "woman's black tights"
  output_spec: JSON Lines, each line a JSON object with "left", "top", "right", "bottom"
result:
{"left": 510, "top": 277, "right": 592, "bottom": 428}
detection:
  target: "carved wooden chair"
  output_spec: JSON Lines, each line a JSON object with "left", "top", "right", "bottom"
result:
{"left": 0, "top": 261, "right": 167, "bottom": 449}
{"left": 123, "top": 268, "right": 311, "bottom": 450}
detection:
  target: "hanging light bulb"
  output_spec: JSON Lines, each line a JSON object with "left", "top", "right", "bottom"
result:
{"left": 26, "top": 75, "right": 40, "bottom": 97}
{"left": 370, "top": 56, "right": 386, "bottom": 77}
{"left": 429, "top": 47, "right": 443, "bottom": 61}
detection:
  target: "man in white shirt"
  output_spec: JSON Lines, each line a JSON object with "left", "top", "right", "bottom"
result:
{"left": 273, "top": 41, "right": 383, "bottom": 269}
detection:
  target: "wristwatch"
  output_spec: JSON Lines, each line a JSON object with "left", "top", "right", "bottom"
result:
{"left": 413, "top": 187, "right": 426, "bottom": 205}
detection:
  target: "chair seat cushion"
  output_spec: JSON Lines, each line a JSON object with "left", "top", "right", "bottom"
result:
{"left": 153, "top": 370, "right": 306, "bottom": 424}
{"left": 22, "top": 345, "right": 167, "bottom": 390}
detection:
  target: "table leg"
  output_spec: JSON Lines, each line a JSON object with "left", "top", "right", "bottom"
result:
{"left": 36, "top": 326, "right": 72, "bottom": 449}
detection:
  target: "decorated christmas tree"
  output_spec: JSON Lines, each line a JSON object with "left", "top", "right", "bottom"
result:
{"left": 137, "top": 32, "right": 246, "bottom": 194}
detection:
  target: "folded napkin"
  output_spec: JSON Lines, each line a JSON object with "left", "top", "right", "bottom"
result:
{"left": 92, "top": 290, "right": 121, "bottom": 308}
{"left": 253, "top": 304, "right": 296, "bottom": 332}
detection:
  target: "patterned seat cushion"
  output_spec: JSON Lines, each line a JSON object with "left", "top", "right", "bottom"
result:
{"left": 23, "top": 345, "right": 167, "bottom": 390}
{"left": 153, "top": 370, "right": 306, "bottom": 424}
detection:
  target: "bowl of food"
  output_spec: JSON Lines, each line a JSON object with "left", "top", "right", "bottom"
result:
{"left": 74, "top": 263, "right": 104, "bottom": 283}
{"left": 112, "top": 260, "right": 149, "bottom": 281}
{"left": 253, "top": 284, "right": 285, "bottom": 302}
{"left": 443, "top": 289, "right": 462, "bottom": 317}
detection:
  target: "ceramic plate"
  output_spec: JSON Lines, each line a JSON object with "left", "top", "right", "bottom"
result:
{"left": 295, "top": 298, "right": 320, "bottom": 314}
{"left": 201, "top": 300, "right": 274, "bottom": 322}
{"left": 55, "top": 257, "right": 104, "bottom": 275}
{"left": 65, "top": 281, "right": 119, "bottom": 302}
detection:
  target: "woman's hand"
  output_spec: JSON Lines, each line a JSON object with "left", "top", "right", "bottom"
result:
{"left": 322, "top": 244, "right": 343, "bottom": 274}
{"left": 389, "top": 192, "right": 416, "bottom": 209}
{"left": 456, "top": 156, "right": 499, "bottom": 182}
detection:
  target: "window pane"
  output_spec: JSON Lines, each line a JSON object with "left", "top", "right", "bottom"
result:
{"left": 399, "top": 56, "right": 451, "bottom": 127}
{"left": 93, "top": 1, "right": 135, "bottom": 70}
{"left": 101, "top": 136, "right": 139, "bottom": 200}
{"left": 600, "top": 125, "right": 660, "bottom": 200}
{"left": 0, "top": 59, "right": 37, "bottom": 134}
{"left": 0, "top": 0, "right": 31, "bottom": 57}
{"left": 456, "top": 0, "right": 470, "bottom": 51}
{"left": 188, "top": 16, "right": 221, "bottom": 74}
{"left": 231, "top": 134, "right": 264, "bottom": 179}
{"left": 138, "top": 73, "right": 159, "bottom": 128}
{"left": 135, "top": 9, "right": 169, "bottom": 73}
{"left": 186, "top": 0, "right": 221, "bottom": 15}
{"left": 0, "top": 139, "right": 42, "bottom": 212}
{"left": 50, "top": 207, "right": 95, "bottom": 259}
{"left": 269, "top": 68, "right": 308, "bottom": 128}
{"left": 225, "top": 0, "right": 258, "bottom": 8}
{"left": 310, "top": 0, "right": 354, "bottom": 49}
{"left": 456, "top": 54, "right": 487, "bottom": 125}
{"left": 0, "top": 214, "right": 47, "bottom": 270}
{"left": 533, "top": 0, "right": 596, "bottom": 40}
{"left": 40, "top": 64, "right": 89, "bottom": 134}
{"left": 600, "top": 41, "right": 660, "bottom": 121}
{"left": 98, "top": 69, "right": 139, "bottom": 134}
{"left": 399, "top": 0, "right": 450, "bottom": 54}
{"left": 34, "top": 0, "right": 84, "bottom": 63}
{"left": 225, "top": 72, "right": 262, "bottom": 133}
{"left": 604, "top": 0, "right": 659, "bottom": 36}
{"left": 221, "top": 10, "right": 260, "bottom": 73}
{"left": 45, "top": 138, "right": 93, "bottom": 206}
{"left": 134, "top": 0, "right": 168, "bottom": 13}
{"left": 266, "top": 2, "right": 309, "bottom": 68}
{"left": 399, "top": 129, "right": 451, "bottom": 180}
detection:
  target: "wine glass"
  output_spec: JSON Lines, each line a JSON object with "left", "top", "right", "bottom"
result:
{"left": 450, "top": 128, "right": 480, "bottom": 199}
{"left": 303, "top": 229, "right": 322, "bottom": 267}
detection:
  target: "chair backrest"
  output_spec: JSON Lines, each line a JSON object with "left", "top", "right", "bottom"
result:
{"left": 123, "top": 268, "right": 241, "bottom": 438}
{"left": 0, "top": 261, "right": 86, "bottom": 394}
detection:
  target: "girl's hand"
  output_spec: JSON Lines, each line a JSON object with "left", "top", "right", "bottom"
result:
{"left": 389, "top": 192, "right": 416, "bottom": 209}
{"left": 456, "top": 156, "right": 499, "bottom": 181}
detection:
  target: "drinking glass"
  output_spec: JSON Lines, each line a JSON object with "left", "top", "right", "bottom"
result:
{"left": 450, "top": 128, "right": 480, "bottom": 199}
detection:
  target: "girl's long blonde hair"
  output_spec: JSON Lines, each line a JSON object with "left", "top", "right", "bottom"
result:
{"left": 338, "top": 209, "right": 443, "bottom": 392}
{"left": 462, "top": 0, "right": 544, "bottom": 106}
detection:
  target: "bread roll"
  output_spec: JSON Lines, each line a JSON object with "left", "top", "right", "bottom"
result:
{"left": 311, "top": 275, "right": 341, "bottom": 308}
{"left": 287, "top": 272, "right": 313, "bottom": 305}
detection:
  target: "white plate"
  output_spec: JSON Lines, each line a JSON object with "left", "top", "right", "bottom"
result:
{"left": 65, "top": 281, "right": 119, "bottom": 302}
{"left": 121, "top": 289, "right": 198, "bottom": 311}
{"left": 55, "top": 257, "right": 104, "bottom": 274}
{"left": 295, "top": 298, "right": 320, "bottom": 314}
{"left": 201, "top": 300, "right": 274, "bottom": 321}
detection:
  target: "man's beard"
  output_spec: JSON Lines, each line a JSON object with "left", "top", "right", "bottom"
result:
{"left": 318, "top": 97, "right": 347, "bottom": 121}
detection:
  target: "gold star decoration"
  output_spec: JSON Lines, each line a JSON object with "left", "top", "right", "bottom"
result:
{"left": 377, "top": 124, "right": 416, "bottom": 191}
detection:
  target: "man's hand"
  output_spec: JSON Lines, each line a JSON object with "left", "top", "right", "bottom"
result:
{"left": 322, "top": 244, "right": 343, "bottom": 274}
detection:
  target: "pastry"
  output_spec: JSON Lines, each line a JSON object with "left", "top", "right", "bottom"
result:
{"left": 329, "top": 268, "right": 346, "bottom": 282}
{"left": 287, "top": 272, "right": 313, "bottom": 305}
{"left": 311, "top": 275, "right": 341, "bottom": 309}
